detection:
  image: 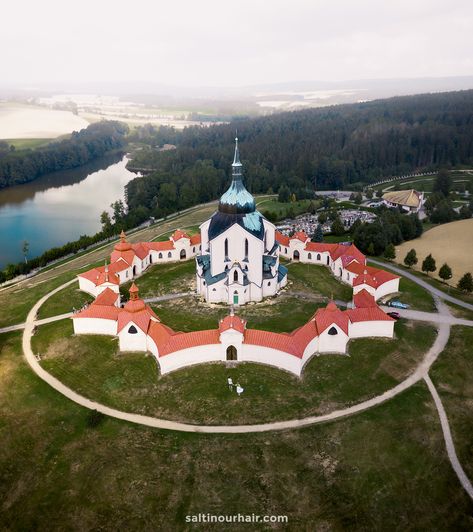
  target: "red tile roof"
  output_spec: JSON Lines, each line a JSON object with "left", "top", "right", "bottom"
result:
{"left": 73, "top": 304, "right": 120, "bottom": 321}
{"left": 353, "top": 272, "right": 378, "bottom": 288}
{"left": 353, "top": 289, "right": 377, "bottom": 308}
{"left": 292, "top": 231, "right": 309, "bottom": 243}
{"left": 94, "top": 288, "right": 119, "bottom": 306}
{"left": 275, "top": 231, "right": 290, "bottom": 246}
{"left": 78, "top": 266, "right": 119, "bottom": 286}
{"left": 313, "top": 302, "right": 349, "bottom": 335}
{"left": 107, "top": 260, "right": 130, "bottom": 273}
{"left": 244, "top": 329, "right": 302, "bottom": 358}
{"left": 144, "top": 240, "right": 175, "bottom": 251}
{"left": 148, "top": 322, "right": 220, "bottom": 357}
{"left": 117, "top": 306, "right": 158, "bottom": 334}
{"left": 219, "top": 315, "right": 246, "bottom": 333}
{"left": 190, "top": 234, "right": 201, "bottom": 245}
{"left": 346, "top": 307, "right": 395, "bottom": 323}
{"left": 305, "top": 242, "right": 335, "bottom": 253}
{"left": 132, "top": 243, "right": 149, "bottom": 260}
{"left": 172, "top": 230, "right": 190, "bottom": 241}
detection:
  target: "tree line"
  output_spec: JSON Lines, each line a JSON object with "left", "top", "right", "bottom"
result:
{"left": 0, "top": 121, "right": 129, "bottom": 189}
{"left": 126, "top": 89, "right": 473, "bottom": 216}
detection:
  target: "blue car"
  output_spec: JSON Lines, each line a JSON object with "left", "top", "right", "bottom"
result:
{"left": 388, "top": 300, "right": 409, "bottom": 309}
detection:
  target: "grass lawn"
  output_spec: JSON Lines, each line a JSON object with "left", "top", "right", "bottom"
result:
{"left": 287, "top": 262, "right": 353, "bottom": 302}
{"left": 257, "top": 198, "right": 315, "bottom": 219}
{"left": 0, "top": 271, "right": 79, "bottom": 327}
{"left": 430, "top": 326, "right": 473, "bottom": 481}
{"left": 5, "top": 138, "right": 51, "bottom": 150}
{"left": 37, "top": 282, "right": 94, "bottom": 319}
{"left": 2, "top": 329, "right": 472, "bottom": 529}
{"left": 445, "top": 302, "right": 473, "bottom": 321}
{"left": 34, "top": 318, "right": 436, "bottom": 425}
{"left": 397, "top": 276, "right": 437, "bottom": 312}
{"left": 154, "top": 295, "right": 322, "bottom": 333}
{"left": 148, "top": 262, "right": 353, "bottom": 333}
{"left": 121, "top": 259, "right": 196, "bottom": 299}
{"left": 377, "top": 258, "right": 473, "bottom": 307}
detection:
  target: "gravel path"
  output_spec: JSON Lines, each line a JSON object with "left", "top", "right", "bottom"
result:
{"left": 17, "top": 257, "right": 473, "bottom": 500}
{"left": 21, "top": 280, "right": 450, "bottom": 434}
{"left": 369, "top": 259, "right": 473, "bottom": 311}
{"left": 424, "top": 374, "right": 473, "bottom": 500}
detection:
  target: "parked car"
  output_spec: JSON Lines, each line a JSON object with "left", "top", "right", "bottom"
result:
{"left": 388, "top": 300, "right": 409, "bottom": 309}
{"left": 387, "top": 311, "right": 401, "bottom": 320}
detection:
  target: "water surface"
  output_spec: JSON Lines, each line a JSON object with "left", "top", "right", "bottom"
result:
{"left": 0, "top": 154, "right": 139, "bottom": 267}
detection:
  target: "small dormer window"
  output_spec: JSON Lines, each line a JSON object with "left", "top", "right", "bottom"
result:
{"left": 128, "top": 325, "right": 138, "bottom": 334}
{"left": 328, "top": 326, "right": 338, "bottom": 335}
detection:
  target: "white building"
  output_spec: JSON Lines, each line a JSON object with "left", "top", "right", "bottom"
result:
{"left": 196, "top": 138, "right": 287, "bottom": 305}
{"left": 276, "top": 231, "right": 400, "bottom": 301}
{"left": 77, "top": 229, "right": 201, "bottom": 297}
{"left": 72, "top": 284, "right": 395, "bottom": 378}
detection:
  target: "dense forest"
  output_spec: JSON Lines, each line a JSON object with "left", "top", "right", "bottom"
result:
{"left": 0, "top": 121, "right": 129, "bottom": 189}
{"left": 126, "top": 90, "right": 473, "bottom": 216}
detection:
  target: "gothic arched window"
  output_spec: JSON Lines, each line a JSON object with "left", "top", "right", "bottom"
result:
{"left": 328, "top": 326, "right": 338, "bottom": 335}
{"left": 128, "top": 325, "right": 138, "bottom": 334}
{"left": 224, "top": 238, "right": 229, "bottom": 258}
{"left": 244, "top": 238, "right": 248, "bottom": 259}
{"left": 233, "top": 270, "right": 238, "bottom": 282}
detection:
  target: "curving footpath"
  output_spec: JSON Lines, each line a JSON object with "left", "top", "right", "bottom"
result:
{"left": 369, "top": 259, "right": 473, "bottom": 311}
{"left": 22, "top": 280, "right": 449, "bottom": 434}
{"left": 20, "top": 271, "right": 473, "bottom": 500}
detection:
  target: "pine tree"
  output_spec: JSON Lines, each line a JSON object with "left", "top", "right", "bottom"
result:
{"left": 438, "top": 263, "right": 453, "bottom": 283}
{"left": 457, "top": 272, "right": 473, "bottom": 293}
{"left": 421, "top": 254, "right": 436, "bottom": 276}
{"left": 383, "top": 243, "right": 396, "bottom": 261}
{"left": 331, "top": 217, "right": 345, "bottom": 236}
{"left": 313, "top": 224, "right": 324, "bottom": 242}
{"left": 404, "top": 249, "right": 418, "bottom": 268}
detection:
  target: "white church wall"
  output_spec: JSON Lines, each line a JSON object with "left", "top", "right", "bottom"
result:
{"left": 118, "top": 323, "right": 148, "bottom": 352}
{"left": 72, "top": 317, "right": 117, "bottom": 336}
{"left": 78, "top": 277, "right": 97, "bottom": 297}
{"left": 240, "top": 344, "right": 302, "bottom": 377}
{"left": 349, "top": 320, "right": 394, "bottom": 339}
{"left": 318, "top": 325, "right": 349, "bottom": 353}
{"left": 374, "top": 279, "right": 400, "bottom": 300}
{"left": 156, "top": 345, "right": 222, "bottom": 375}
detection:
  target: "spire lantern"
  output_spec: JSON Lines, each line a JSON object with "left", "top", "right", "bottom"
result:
{"left": 231, "top": 136, "right": 243, "bottom": 181}
{"left": 129, "top": 282, "right": 139, "bottom": 301}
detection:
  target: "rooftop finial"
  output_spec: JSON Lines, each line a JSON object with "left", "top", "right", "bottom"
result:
{"left": 232, "top": 134, "right": 241, "bottom": 167}
{"left": 104, "top": 260, "right": 109, "bottom": 282}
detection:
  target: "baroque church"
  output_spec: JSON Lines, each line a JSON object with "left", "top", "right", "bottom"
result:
{"left": 196, "top": 138, "right": 288, "bottom": 305}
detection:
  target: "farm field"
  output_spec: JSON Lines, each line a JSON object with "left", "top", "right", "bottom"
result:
{"left": 395, "top": 218, "right": 473, "bottom": 285}
{"left": 0, "top": 103, "right": 89, "bottom": 139}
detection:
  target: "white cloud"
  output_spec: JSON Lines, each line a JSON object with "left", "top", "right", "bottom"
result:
{"left": 1, "top": 0, "right": 472, "bottom": 86}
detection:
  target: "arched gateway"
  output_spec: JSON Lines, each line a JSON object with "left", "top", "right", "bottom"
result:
{"left": 226, "top": 345, "right": 237, "bottom": 361}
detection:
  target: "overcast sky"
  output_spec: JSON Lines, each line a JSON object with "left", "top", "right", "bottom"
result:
{"left": 2, "top": 0, "right": 472, "bottom": 87}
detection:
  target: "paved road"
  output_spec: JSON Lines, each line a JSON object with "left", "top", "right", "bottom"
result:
{"left": 369, "top": 259, "right": 473, "bottom": 311}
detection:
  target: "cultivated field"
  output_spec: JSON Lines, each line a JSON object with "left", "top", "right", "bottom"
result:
{"left": 0, "top": 103, "right": 88, "bottom": 139}
{"left": 396, "top": 218, "right": 473, "bottom": 284}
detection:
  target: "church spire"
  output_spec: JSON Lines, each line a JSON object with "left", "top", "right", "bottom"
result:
{"left": 231, "top": 136, "right": 243, "bottom": 181}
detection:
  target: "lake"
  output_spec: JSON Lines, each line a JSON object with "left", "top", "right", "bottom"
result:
{"left": 0, "top": 154, "right": 140, "bottom": 268}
